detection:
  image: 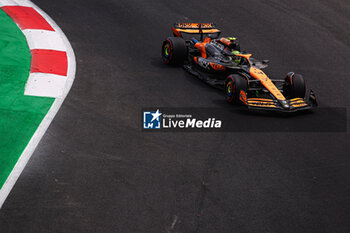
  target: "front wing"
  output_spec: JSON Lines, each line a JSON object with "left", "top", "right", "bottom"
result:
{"left": 240, "top": 91, "right": 317, "bottom": 112}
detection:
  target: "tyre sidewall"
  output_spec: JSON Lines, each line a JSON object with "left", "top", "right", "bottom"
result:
{"left": 225, "top": 74, "right": 247, "bottom": 104}
{"left": 162, "top": 39, "right": 173, "bottom": 64}
{"left": 161, "top": 37, "right": 187, "bottom": 65}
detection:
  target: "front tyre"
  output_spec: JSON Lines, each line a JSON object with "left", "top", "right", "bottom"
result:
{"left": 285, "top": 72, "right": 306, "bottom": 98}
{"left": 224, "top": 74, "right": 248, "bottom": 104}
{"left": 161, "top": 37, "right": 187, "bottom": 65}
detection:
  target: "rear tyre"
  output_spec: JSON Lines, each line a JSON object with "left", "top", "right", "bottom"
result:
{"left": 161, "top": 37, "right": 187, "bottom": 65}
{"left": 224, "top": 74, "right": 248, "bottom": 104}
{"left": 284, "top": 72, "right": 306, "bottom": 98}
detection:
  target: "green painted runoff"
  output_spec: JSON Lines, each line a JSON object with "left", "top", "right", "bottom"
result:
{"left": 0, "top": 9, "right": 54, "bottom": 189}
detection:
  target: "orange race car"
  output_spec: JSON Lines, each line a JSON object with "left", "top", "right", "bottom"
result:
{"left": 161, "top": 23, "right": 317, "bottom": 112}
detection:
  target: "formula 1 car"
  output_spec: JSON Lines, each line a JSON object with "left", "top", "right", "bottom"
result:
{"left": 161, "top": 23, "right": 317, "bottom": 112}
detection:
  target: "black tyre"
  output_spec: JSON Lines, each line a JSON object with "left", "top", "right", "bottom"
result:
{"left": 224, "top": 74, "right": 248, "bottom": 104}
{"left": 161, "top": 37, "right": 187, "bottom": 65}
{"left": 285, "top": 72, "right": 306, "bottom": 98}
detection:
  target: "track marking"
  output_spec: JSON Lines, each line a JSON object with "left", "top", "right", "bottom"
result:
{"left": 25, "top": 73, "right": 67, "bottom": 97}
{"left": 0, "top": 0, "right": 76, "bottom": 208}
{"left": 30, "top": 49, "right": 68, "bottom": 76}
{"left": 0, "top": 0, "right": 31, "bottom": 8}
{"left": 1, "top": 6, "right": 54, "bottom": 30}
{"left": 23, "top": 29, "right": 66, "bottom": 51}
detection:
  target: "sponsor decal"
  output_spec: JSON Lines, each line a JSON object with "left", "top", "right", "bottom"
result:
{"left": 176, "top": 23, "right": 214, "bottom": 29}
{"left": 210, "top": 62, "right": 226, "bottom": 71}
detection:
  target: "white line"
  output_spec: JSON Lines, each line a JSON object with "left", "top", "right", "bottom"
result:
{"left": 0, "top": 0, "right": 31, "bottom": 7}
{"left": 22, "top": 29, "right": 66, "bottom": 51}
{"left": 0, "top": 0, "right": 76, "bottom": 208}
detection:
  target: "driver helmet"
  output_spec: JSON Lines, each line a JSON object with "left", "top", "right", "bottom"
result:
{"left": 233, "top": 55, "right": 242, "bottom": 65}
{"left": 226, "top": 37, "right": 240, "bottom": 51}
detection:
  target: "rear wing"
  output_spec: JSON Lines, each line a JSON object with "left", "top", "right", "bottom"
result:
{"left": 171, "top": 23, "right": 221, "bottom": 40}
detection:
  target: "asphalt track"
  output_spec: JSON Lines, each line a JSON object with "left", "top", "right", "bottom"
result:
{"left": 0, "top": 0, "right": 349, "bottom": 232}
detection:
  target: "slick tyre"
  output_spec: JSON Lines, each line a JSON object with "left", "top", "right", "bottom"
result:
{"left": 224, "top": 74, "right": 248, "bottom": 104}
{"left": 285, "top": 72, "right": 306, "bottom": 98}
{"left": 162, "top": 37, "right": 187, "bottom": 65}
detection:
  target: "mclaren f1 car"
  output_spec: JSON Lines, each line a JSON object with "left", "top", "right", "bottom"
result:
{"left": 161, "top": 23, "right": 317, "bottom": 112}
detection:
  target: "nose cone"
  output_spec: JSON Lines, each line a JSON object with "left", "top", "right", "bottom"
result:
{"left": 280, "top": 100, "right": 290, "bottom": 109}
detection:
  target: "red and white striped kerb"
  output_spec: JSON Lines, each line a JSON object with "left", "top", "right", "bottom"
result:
{"left": 1, "top": 0, "right": 70, "bottom": 98}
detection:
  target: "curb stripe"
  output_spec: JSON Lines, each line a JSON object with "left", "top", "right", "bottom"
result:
{"left": 23, "top": 29, "right": 66, "bottom": 51}
{"left": 1, "top": 6, "right": 54, "bottom": 31}
{"left": 25, "top": 73, "right": 67, "bottom": 97}
{"left": 30, "top": 49, "right": 68, "bottom": 76}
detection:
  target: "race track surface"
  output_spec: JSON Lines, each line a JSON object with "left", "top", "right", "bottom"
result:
{"left": 1, "top": 0, "right": 349, "bottom": 232}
